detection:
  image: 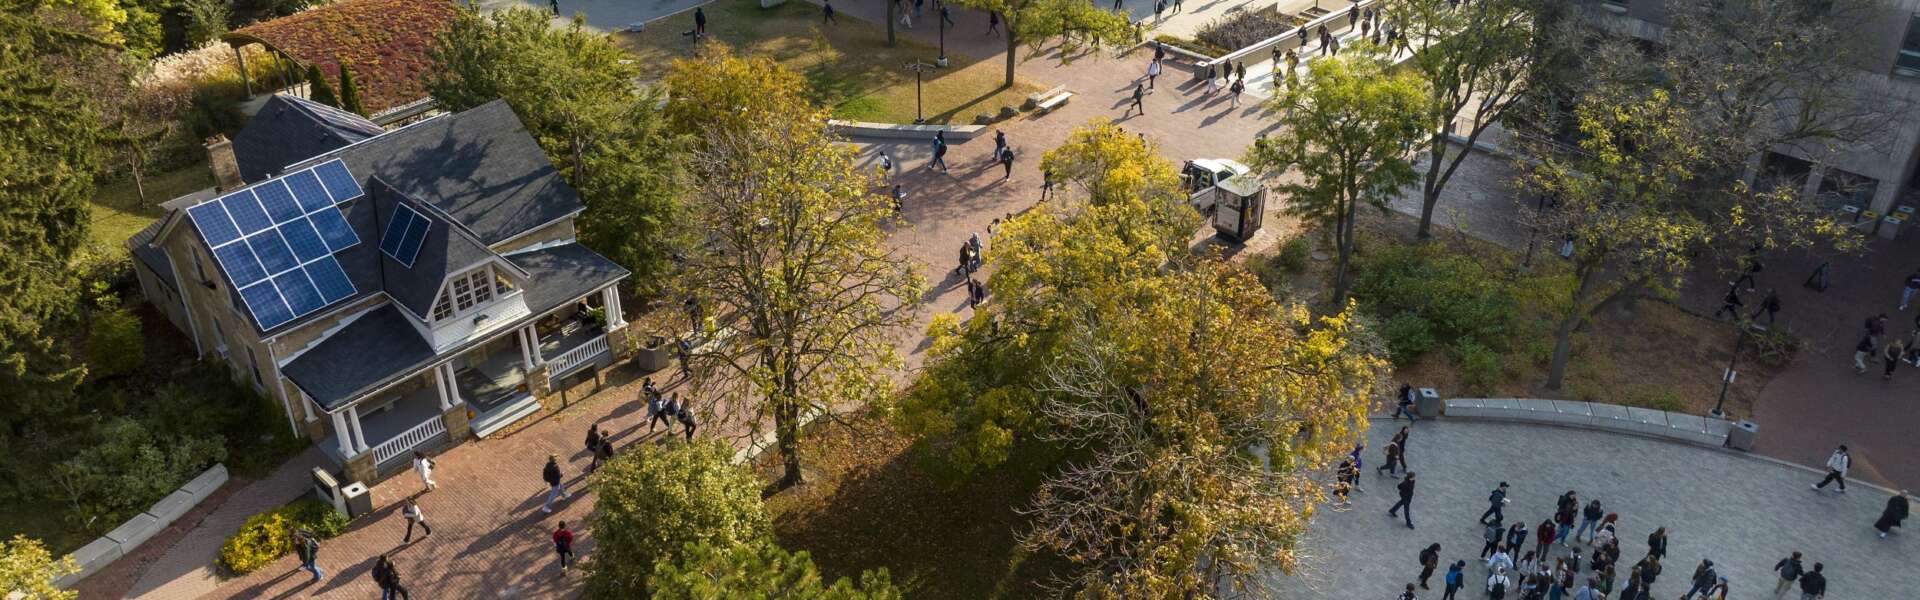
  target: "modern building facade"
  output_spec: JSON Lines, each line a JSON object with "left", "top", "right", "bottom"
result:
{"left": 128, "top": 95, "right": 637, "bottom": 484}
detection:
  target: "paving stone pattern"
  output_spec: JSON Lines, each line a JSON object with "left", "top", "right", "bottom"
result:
{"left": 1268, "top": 419, "right": 1915, "bottom": 599}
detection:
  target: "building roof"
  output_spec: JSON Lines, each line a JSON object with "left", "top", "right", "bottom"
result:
{"left": 223, "top": 0, "right": 458, "bottom": 113}
{"left": 369, "top": 181, "right": 502, "bottom": 320}
{"left": 126, "top": 190, "right": 218, "bottom": 292}
{"left": 506, "top": 243, "right": 632, "bottom": 317}
{"left": 233, "top": 95, "right": 384, "bottom": 183}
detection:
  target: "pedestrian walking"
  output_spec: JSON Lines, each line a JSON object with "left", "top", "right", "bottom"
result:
{"left": 1146, "top": 58, "right": 1162, "bottom": 90}
{"left": 986, "top": 11, "right": 1000, "bottom": 35}
{"left": 1480, "top": 482, "right": 1510, "bottom": 525}
{"left": 1854, "top": 334, "right": 1875, "bottom": 373}
{"left": 540, "top": 454, "right": 570, "bottom": 513}
{"left": 1772, "top": 551, "right": 1803, "bottom": 595}
{"left": 1376, "top": 439, "right": 1402, "bottom": 476}
{"left": 1386, "top": 471, "right": 1416, "bottom": 528}
{"left": 1505, "top": 521, "right": 1529, "bottom": 556}
{"left": 1332, "top": 458, "right": 1356, "bottom": 509}
{"left": 412, "top": 450, "right": 436, "bottom": 491}
{"left": 1000, "top": 147, "right": 1015, "bottom": 180}
{"left": 678, "top": 401, "right": 697, "bottom": 441}
{"left": 1391, "top": 426, "right": 1410, "bottom": 470}
{"left": 694, "top": 7, "right": 706, "bottom": 36}
{"left": 1679, "top": 559, "right": 1718, "bottom": 600}
{"left": 1713, "top": 288, "right": 1743, "bottom": 320}
{"left": 1443, "top": 560, "right": 1465, "bottom": 600}
{"left": 584, "top": 424, "right": 603, "bottom": 471}
{"left": 1235, "top": 61, "right": 1246, "bottom": 82}
{"left": 992, "top": 129, "right": 1007, "bottom": 159}
{"left": 1392, "top": 383, "right": 1420, "bottom": 421}
{"left": 595, "top": 437, "right": 615, "bottom": 469}
{"left": 1797, "top": 563, "right": 1825, "bottom": 599}
{"left": 1398, "top": 583, "right": 1418, "bottom": 600}
{"left": 1575, "top": 499, "right": 1603, "bottom": 542}
{"left": 549, "top": 0, "right": 558, "bottom": 15}
{"left": 1811, "top": 445, "right": 1849, "bottom": 493}
{"left": 647, "top": 389, "right": 668, "bottom": 431}
{"left": 1867, "top": 313, "right": 1888, "bottom": 343}
{"left": 402, "top": 497, "right": 431, "bottom": 543}
{"left": 1885, "top": 342, "right": 1904, "bottom": 380}
{"left": 1126, "top": 83, "right": 1146, "bottom": 116}
{"left": 1752, "top": 289, "right": 1781, "bottom": 324}
{"left": 1534, "top": 518, "right": 1556, "bottom": 559}
{"left": 1153, "top": 0, "right": 1163, "bottom": 19}
{"left": 293, "top": 529, "right": 322, "bottom": 581}
{"left": 1645, "top": 527, "right": 1668, "bottom": 560}
{"left": 1734, "top": 249, "right": 1763, "bottom": 291}
{"left": 1040, "top": 167, "right": 1056, "bottom": 200}
{"left": 1229, "top": 77, "right": 1244, "bottom": 107}
{"left": 1203, "top": 64, "right": 1219, "bottom": 95}
{"left": 1487, "top": 547, "right": 1514, "bottom": 574}
{"left": 1481, "top": 520, "right": 1506, "bottom": 558}
{"left": 676, "top": 336, "right": 694, "bottom": 379}
{"left": 823, "top": 0, "right": 837, "bottom": 23}
{"left": 1875, "top": 489, "right": 1909, "bottom": 538}
{"left": 1418, "top": 543, "right": 1441, "bottom": 589}
{"left": 1900, "top": 271, "right": 1920, "bottom": 310}
{"left": 373, "top": 554, "right": 409, "bottom": 600}
{"left": 553, "top": 521, "right": 575, "bottom": 573}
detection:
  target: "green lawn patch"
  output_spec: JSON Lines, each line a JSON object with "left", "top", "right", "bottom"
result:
{"left": 88, "top": 163, "right": 214, "bottom": 253}
{"left": 616, "top": 0, "right": 1043, "bottom": 124}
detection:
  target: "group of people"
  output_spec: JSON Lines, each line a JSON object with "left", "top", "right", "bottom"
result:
{"left": 642, "top": 376, "right": 699, "bottom": 442}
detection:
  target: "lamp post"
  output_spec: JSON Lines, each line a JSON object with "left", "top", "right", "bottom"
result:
{"left": 936, "top": 0, "right": 949, "bottom": 67}
{"left": 1711, "top": 318, "right": 1750, "bottom": 419}
{"left": 906, "top": 61, "right": 930, "bottom": 123}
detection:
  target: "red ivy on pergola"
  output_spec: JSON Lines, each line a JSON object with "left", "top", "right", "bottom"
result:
{"left": 223, "top": 0, "right": 458, "bottom": 114}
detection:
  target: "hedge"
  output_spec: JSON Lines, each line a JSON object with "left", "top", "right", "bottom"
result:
{"left": 217, "top": 499, "right": 348, "bottom": 575}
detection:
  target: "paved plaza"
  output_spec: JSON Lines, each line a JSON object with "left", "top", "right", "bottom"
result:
{"left": 1271, "top": 419, "right": 1914, "bottom": 598}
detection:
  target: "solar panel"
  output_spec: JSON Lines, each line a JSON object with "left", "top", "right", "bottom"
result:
{"left": 380, "top": 205, "right": 417, "bottom": 257}
{"left": 306, "top": 256, "right": 356, "bottom": 303}
{"left": 187, "top": 202, "right": 241, "bottom": 247}
{"left": 283, "top": 170, "right": 333, "bottom": 213}
{"left": 254, "top": 180, "right": 303, "bottom": 224}
{"left": 280, "top": 218, "right": 330, "bottom": 263}
{"left": 310, "top": 208, "right": 359, "bottom": 252}
{"left": 239, "top": 282, "right": 295, "bottom": 329}
{"left": 222, "top": 190, "right": 273, "bottom": 235}
{"left": 274, "top": 271, "right": 326, "bottom": 316}
{"left": 394, "top": 215, "right": 430, "bottom": 267}
{"left": 212, "top": 243, "right": 267, "bottom": 287}
{"left": 313, "top": 160, "right": 364, "bottom": 203}
{"left": 246, "top": 230, "right": 298, "bottom": 274}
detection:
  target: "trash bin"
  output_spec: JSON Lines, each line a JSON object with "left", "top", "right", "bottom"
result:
{"left": 1726, "top": 420, "right": 1759, "bottom": 451}
{"left": 636, "top": 336, "right": 670, "bottom": 372}
{"left": 310, "top": 468, "right": 346, "bottom": 518}
{"left": 340, "top": 482, "right": 374, "bottom": 518}
{"left": 1416, "top": 387, "right": 1443, "bottom": 417}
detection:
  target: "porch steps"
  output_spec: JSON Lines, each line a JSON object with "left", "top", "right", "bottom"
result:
{"left": 472, "top": 395, "right": 541, "bottom": 439}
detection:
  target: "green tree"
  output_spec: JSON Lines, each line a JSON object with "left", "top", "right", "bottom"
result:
{"left": 1389, "top": 0, "right": 1537, "bottom": 239}
{"left": 51, "top": 418, "right": 226, "bottom": 532}
{"left": 650, "top": 539, "right": 901, "bottom": 599}
{"left": 0, "top": 535, "right": 77, "bottom": 600}
{"left": 587, "top": 440, "right": 770, "bottom": 598}
{"left": 1250, "top": 51, "right": 1430, "bottom": 305}
{"left": 675, "top": 83, "right": 924, "bottom": 488}
{"left": 1020, "top": 261, "right": 1385, "bottom": 597}
{"left": 948, "top": 0, "right": 1128, "bottom": 87}
{"left": 337, "top": 62, "right": 366, "bottom": 116}
{"left": 661, "top": 43, "right": 812, "bottom": 138}
{"left": 427, "top": 6, "right": 686, "bottom": 295}
{"left": 181, "top": 0, "right": 229, "bottom": 47}
{"left": 86, "top": 290, "right": 145, "bottom": 380}
{"left": 305, "top": 64, "right": 339, "bottom": 107}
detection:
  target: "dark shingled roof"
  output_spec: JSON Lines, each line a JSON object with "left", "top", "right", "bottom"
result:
{"left": 369, "top": 182, "right": 501, "bottom": 320}
{"left": 280, "top": 304, "right": 437, "bottom": 410}
{"left": 506, "top": 243, "right": 631, "bottom": 316}
{"left": 233, "top": 95, "right": 384, "bottom": 183}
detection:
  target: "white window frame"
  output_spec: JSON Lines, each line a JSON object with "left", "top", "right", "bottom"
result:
{"left": 430, "top": 263, "right": 520, "bottom": 324}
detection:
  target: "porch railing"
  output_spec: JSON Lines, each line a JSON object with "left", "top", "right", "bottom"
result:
{"left": 372, "top": 416, "right": 447, "bottom": 465}
{"left": 547, "top": 333, "right": 610, "bottom": 378}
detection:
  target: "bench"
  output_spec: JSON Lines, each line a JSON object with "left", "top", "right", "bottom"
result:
{"left": 1025, "top": 85, "right": 1073, "bottom": 114}
{"left": 1443, "top": 398, "right": 1736, "bottom": 448}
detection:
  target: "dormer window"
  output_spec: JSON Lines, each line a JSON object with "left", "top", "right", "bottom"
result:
{"left": 432, "top": 265, "right": 512, "bottom": 323}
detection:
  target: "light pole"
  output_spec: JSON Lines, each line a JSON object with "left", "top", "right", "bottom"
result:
{"left": 936, "top": 0, "right": 949, "bottom": 67}
{"left": 906, "top": 61, "right": 930, "bottom": 123}
{"left": 1711, "top": 318, "right": 1750, "bottom": 418}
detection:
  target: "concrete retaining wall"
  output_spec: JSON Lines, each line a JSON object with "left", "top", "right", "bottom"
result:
{"left": 1443, "top": 398, "right": 1733, "bottom": 448}
{"left": 827, "top": 120, "right": 987, "bottom": 141}
{"left": 55, "top": 463, "right": 228, "bottom": 588}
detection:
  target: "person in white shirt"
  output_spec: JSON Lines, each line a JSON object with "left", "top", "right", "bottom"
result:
{"left": 1486, "top": 549, "right": 1512, "bottom": 574}
{"left": 1485, "top": 567, "right": 1511, "bottom": 599}
{"left": 412, "top": 450, "right": 436, "bottom": 491}
{"left": 1811, "top": 445, "right": 1850, "bottom": 493}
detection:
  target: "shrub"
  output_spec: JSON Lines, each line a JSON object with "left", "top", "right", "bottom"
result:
{"left": 1352, "top": 244, "right": 1521, "bottom": 363}
{"left": 218, "top": 500, "right": 347, "bottom": 575}
{"left": 650, "top": 539, "right": 900, "bottom": 599}
{"left": 1453, "top": 339, "right": 1504, "bottom": 395}
{"left": 0, "top": 535, "right": 77, "bottom": 600}
{"left": 1275, "top": 235, "right": 1310, "bottom": 273}
{"left": 86, "top": 291, "right": 145, "bottom": 381}
{"left": 1194, "top": 9, "right": 1293, "bottom": 55}
{"left": 53, "top": 418, "right": 226, "bottom": 533}
{"left": 587, "top": 440, "right": 771, "bottom": 597}
{"left": 1382, "top": 313, "right": 1437, "bottom": 359}
{"left": 1153, "top": 34, "right": 1228, "bottom": 58}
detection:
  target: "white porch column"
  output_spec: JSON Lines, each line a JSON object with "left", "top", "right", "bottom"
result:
{"left": 602, "top": 287, "right": 626, "bottom": 328}
{"left": 526, "top": 325, "right": 546, "bottom": 366}
{"left": 518, "top": 327, "right": 535, "bottom": 370}
{"left": 347, "top": 407, "right": 371, "bottom": 453}
{"left": 330, "top": 411, "right": 354, "bottom": 457}
{"left": 441, "top": 363, "right": 465, "bottom": 407}
{"left": 301, "top": 393, "right": 317, "bottom": 423}
{"left": 432, "top": 364, "right": 453, "bottom": 410}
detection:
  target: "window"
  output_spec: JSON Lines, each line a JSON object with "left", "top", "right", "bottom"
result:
{"left": 494, "top": 272, "right": 515, "bottom": 296}
{"left": 432, "top": 265, "right": 509, "bottom": 322}
{"left": 246, "top": 347, "right": 263, "bottom": 387}
{"left": 432, "top": 294, "right": 453, "bottom": 320}
{"left": 1900, "top": 15, "right": 1920, "bottom": 74}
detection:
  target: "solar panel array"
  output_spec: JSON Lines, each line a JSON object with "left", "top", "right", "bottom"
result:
{"left": 380, "top": 203, "right": 431, "bottom": 268}
{"left": 186, "top": 158, "right": 366, "bottom": 330}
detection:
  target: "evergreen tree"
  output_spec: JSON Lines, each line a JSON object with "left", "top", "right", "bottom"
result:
{"left": 305, "top": 64, "right": 339, "bottom": 108}
{"left": 337, "top": 63, "right": 366, "bottom": 116}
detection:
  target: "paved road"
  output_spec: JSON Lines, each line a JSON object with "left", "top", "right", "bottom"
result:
{"left": 474, "top": 0, "right": 708, "bottom": 33}
{"left": 1270, "top": 419, "right": 1914, "bottom": 599}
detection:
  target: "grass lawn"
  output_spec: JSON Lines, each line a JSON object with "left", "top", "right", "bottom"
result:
{"left": 614, "top": 0, "right": 1043, "bottom": 124}
{"left": 757, "top": 411, "right": 1066, "bottom": 598}
{"left": 88, "top": 163, "right": 213, "bottom": 253}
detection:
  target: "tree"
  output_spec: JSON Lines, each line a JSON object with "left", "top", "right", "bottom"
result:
{"left": 587, "top": 440, "right": 770, "bottom": 598}
{"left": 660, "top": 43, "right": 813, "bottom": 138}
{"left": 895, "top": 121, "right": 1195, "bottom": 482}
{"left": 304, "top": 64, "right": 338, "bottom": 107}
{"left": 182, "top": 0, "right": 229, "bottom": 47}
{"left": 337, "top": 62, "right": 366, "bottom": 116}
{"left": 103, "top": 64, "right": 191, "bottom": 204}
{"left": 0, "top": 535, "right": 77, "bottom": 600}
{"left": 650, "top": 539, "right": 901, "bottom": 599}
{"left": 1389, "top": 0, "right": 1537, "bottom": 239}
{"left": 1250, "top": 51, "right": 1430, "bottom": 305}
{"left": 1021, "top": 260, "right": 1386, "bottom": 598}
{"left": 674, "top": 83, "right": 924, "bottom": 488}
{"left": 428, "top": 7, "right": 686, "bottom": 295}
{"left": 947, "top": 0, "right": 1128, "bottom": 87}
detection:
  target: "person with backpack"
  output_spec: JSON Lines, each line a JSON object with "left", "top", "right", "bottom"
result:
{"left": 1678, "top": 559, "right": 1718, "bottom": 599}
{"left": 1228, "top": 77, "right": 1245, "bottom": 108}
{"left": 929, "top": 131, "right": 949, "bottom": 172}
{"left": 402, "top": 497, "right": 430, "bottom": 543}
{"left": 1441, "top": 560, "right": 1464, "bottom": 600}
{"left": 1481, "top": 520, "right": 1505, "bottom": 558}
{"left": 1125, "top": 83, "right": 1146, "bottom": 117}
{"left": 678, "top": 401, "right": 698, "bottom": 441}
{"left": 1000, "top": 147, "right": 1015, "bottom": 181}
{"left": 1417, "top": 543, "right": 1441, "bottom": 589}
{"left": 553, "top": 521, "right": 576, "bottom": 573}
{"left": 1392, "top": 383, "right": 1420, "bottom": 421}
{"left": 293, "top": 529, "right": 322, "bottom": 582}
{"left": 647, "top": 388, "right": 666, "bottom": 432}
{"left": 1486, "top": 567, "right": 1512, "bottom": 600}
{"left": 540, "top": 454, "right": 570, "bottom": 514}
{"left": 1772, "top": 551, "right": 1804, "bottom": 595}
{"left": 584, "top": 424, "right": 604, "bottom": 472}
{"left": 1480, "top": 482, "right": 1510, "bottom": 525}
{"left": 374, "top": 554, "right": 409, "bottom": 600}
{"left": 1398, "top": 582, "right": 1419, "bottom": 600}
{"left": 595, "top": 437, "right": 615, "bottom": 471}
{"left": 1811, "top": 445, "right": 1850, "bottom": 493}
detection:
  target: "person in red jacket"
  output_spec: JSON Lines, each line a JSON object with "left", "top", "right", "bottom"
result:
{"left": 553, "top": 522, "right": 575, "bottom": 573}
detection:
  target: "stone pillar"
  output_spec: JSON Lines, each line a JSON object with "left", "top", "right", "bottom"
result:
{"left": 441, "top": 403, "right": 472, "bottom": 442}
{"left": 608, "top": 323, "right": 637, "bottom": 360}
{"left": 300, "top": 394, "right": 327, "bottom": 441}
{"left": 344, "top": 451, "right": 376, "bottom": 486}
